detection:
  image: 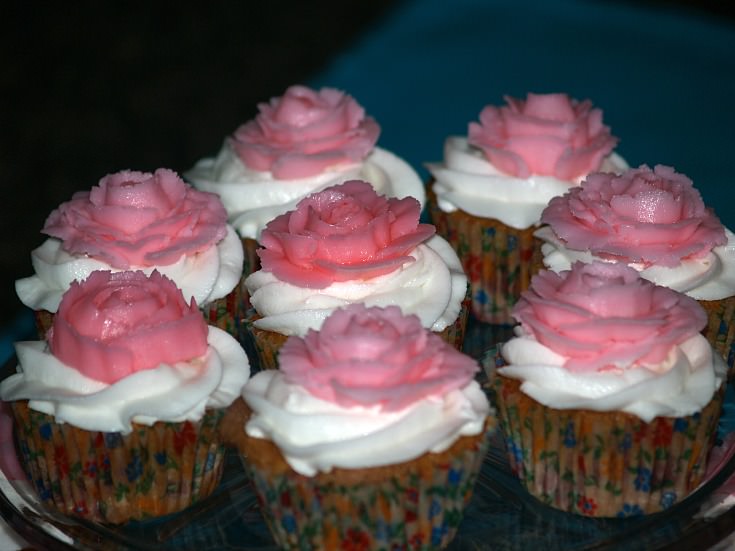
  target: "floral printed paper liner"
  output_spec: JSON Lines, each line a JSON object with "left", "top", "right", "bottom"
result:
{"left": 10, "top": 400, "right": 228, "bottom": 524}
{"left": 492, "top": 374, "right": 724, "bottom": 517}
{"left": 699, "top": 296, "right": 735, "bottom": 378}
{"left": 244, "top": 291, "right": 470, "bottom": 372}
{"left": 426, "top": 186, "right": 543, "bottom": 326}
{"left": 240, "top": 408, "right": 494, "bottom": 551}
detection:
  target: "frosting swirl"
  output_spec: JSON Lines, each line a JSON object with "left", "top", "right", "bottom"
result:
{"left": 43, "top": 169, "right": 228, "bottom": 269}
{"left": 230, "top": 85, "right": 380, "bottom": 179}
{"left": 279, "top": 304, "right": 477, "bottom": 410}
{"left": 258, "top": 180, "right": 435, "bottom": 289}
{"left": 243, "top": 305, "right": 489, "bottom": 475}
{"left": 48, "top": 270, "right": 209, "bottom": 384}
{"left": 16, "top": 170, "right": 243, "bottom": 312}
{"left": 500, "top": 262, "right": 725, "bottom": 421}
{"left": 540, "top": 165, "right": 727, "bottom": 267}
{"left": 467, "top": 92, "right": 618, "bottom": 180}
{"left": 1, "top": 271, "right": 250, "bottom": 433}
{"left": 512, "top": 262, "right": 706, "bottom": 372}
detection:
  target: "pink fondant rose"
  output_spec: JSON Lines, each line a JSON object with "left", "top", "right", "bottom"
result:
{"left": 258, "top": 180, "right": 435, "bottom": 288}
{"left": 48, "top": 270, "right": 209, "bottom": 384}
{"left": 230, "top": 85, "right": 380, "bottom": 179}
{"left": 468, "top": 92, "right": 618, "bottom": 180}
{"left": 279, "top": 304, "right": 478, "bottom": 411}
{"left": 541, "top": 165, "right": 726, "bottom": 267}
{"left": 43, "top": 169, "right": 228, "bottom": 269}
{"left": 513, "top": 262, "right": 706, "bottom": 372}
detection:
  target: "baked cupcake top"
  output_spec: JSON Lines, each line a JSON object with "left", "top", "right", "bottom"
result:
{"left": 186, "top": 84, "right": 425, "bottom": 240}
{"left": 245, "top": 180, "right": 467, "bottom": 336}
{"left": 500, "top": 261, "right": 726, "bottom": 421}
{"left": 536, "top": 164, "right": 735, "bottom": 300}
{"left": 427, "top": 92, "right": 628, "bottom": 229}
{"left": 16, "top": 169, "right": 243, "bottom": 313}
{"left": 2, "top": 270, "right": 250, "bottom": 433}
{"left": 242, "top": 304, "right": 490, "bottom": 475}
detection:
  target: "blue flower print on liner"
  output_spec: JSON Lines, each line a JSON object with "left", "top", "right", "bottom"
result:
{"left": 448, "top": 468, "right": 463, "bottom": 486}
{"left": 281, "top": 514, "right": 297, "bottom": 534}
{"left": 154, "top": 451, "right": 167, "bottom": 466}
{"left": 563, "top": 421, "right": 576, "bottom": 448}
{"left": 634, "top": 467, "right": 651, "bottom": 492}
{"left": 474, "top": 289, "right": 489, "bottom": 305}
{"left": 618, "top": 433, "right": 632, "bottom": 452}
{"left": 673, "top": 418, "right": 688, "bottom": 433}
{"left": 38, "top": 423, "right": 52, "bottom": 441}
{"left": 125, "top": 454, "right": 143, "bottom": 483}
{"left": 617, "top": 503, "right": 644, "bottom": 518}
{"left": 432, "top": 523, "right": 449, "bottom": 547}
{"left": 104, "top": 432, "right": 123, "bottom": 449}
{"left": 660, "top": 491, "right": 677, "bottom": 510}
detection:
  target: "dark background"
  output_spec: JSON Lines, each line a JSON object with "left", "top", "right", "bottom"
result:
{"left": 3, "top": 1, "right": 734, "bottom": 327}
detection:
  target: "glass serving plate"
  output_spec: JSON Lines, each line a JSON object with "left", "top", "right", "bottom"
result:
{"left": 2, "top": 320, "right": 735, "bottom": 550}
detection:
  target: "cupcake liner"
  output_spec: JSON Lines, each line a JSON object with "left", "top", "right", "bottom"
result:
{"left": 427, "top": 187, "right": 542, "bottom": 325}
{"left": 240, "top": 418, "right": 492, "bottom": 550}
{"left": 492, "top": 374, "right": 724, "bottom": 517}
{"left": 699, "top": 296, "right": 735, "bottom": 377}
{"left": 10, "top": 400, "right": 228, "bottom": 524}
{"left": 203, "top": 286, "right": 243, "bottom": 338}
{"left": 238, "top": 236, "right": 261, "bottom": 316}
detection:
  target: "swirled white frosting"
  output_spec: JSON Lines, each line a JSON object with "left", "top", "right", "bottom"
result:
{"left": 0, "top": 327, "right": 250, "bottom": 433}
{"left": 15, "top": 225, "right": 243, "bottom": 313}
{"left": 535, "top": 226, "right": 735, "bottom": 301}
{"left": 186, "top": 145, "right": 426, "bottom": 241}
{"left": 426, "top": 137, "right": 628, "bottom": 230}
{"left": 245, "top": 235, "right": 466, "bottom": 336}
{"left": 242, "top": 369, "right": 489, "bottom": 476}
{"left": 500, "top": 329, "right": 726, "bottom": 422}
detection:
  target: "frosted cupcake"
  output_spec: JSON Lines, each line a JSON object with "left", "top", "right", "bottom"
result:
{"left": 426, "top": 92, "right": 627, "bottom": 324}
{"left": 238, "top": 304, "right": 493, "bottom": 550}
{"left": 185, "top": 84, "right": 425, "bottom": 281}
{"left": 15, "top": 169, "right": 244, "bottom": 337}
{"left": 494, "top": 261, "right": 726, "bottom": 516}
{"left": 244, "top": 180, "right": 468, "bottom": 369}
{"left": 1, "top": 270, "right": 250, "bottom": 523}
{"left": 537, "top": 164, "right": 735, "bottom": 373}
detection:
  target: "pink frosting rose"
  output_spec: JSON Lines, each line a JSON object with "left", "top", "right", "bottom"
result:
{"left": 43, "top": 168, "right": 228, "bottom": 269}
{"left": 279, "top": 304, "right": 478, "bottom": 411}
{"left": 513, "top": 261, "right": 707, "bottom": 372}
{"left": 467, "top": 92, "right": 618, "bottom": 180}
{"left": 48, "top": 270, "right": 209, "bottom": 384}
{"left": 540, "top": 164, "right": 727, "bottom": 267}
{"left": 230, "top": 85, "right": 381, "bottom": 179}
{"left": 257, "top": 180, "right": 435, "bottom": 288}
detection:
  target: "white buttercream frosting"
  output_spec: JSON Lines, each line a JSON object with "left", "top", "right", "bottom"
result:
{"left": 15, "top": 225, "right": 243, "bottom": 313}
{"left": 0, "top": 326, "right": 250, "bottom": 433}
{"left": 427, "top": 136, "right": 628, "bottom": 230}
{"left": 535, "top": 226, "right": 735, "bottom": 301}
{"left": 242, "top": 369, "right": 489, "bottom": 476}
{"left": 186, "top": 145, "right": 426, "bottom": 240}
{"left": 500, "top": 329, "right": 726, "bottom": 422}
{"left": 245, "top": 235, "right": 466, "bottom": 336}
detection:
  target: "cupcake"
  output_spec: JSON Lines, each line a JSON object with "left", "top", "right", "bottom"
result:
{"left": 244, "top": 180, "right": 469, "bottom": 369}
{"left": 237, "top": 304, "right": 493, "bottom": 550}
{"left": 185, "top": 84, "right": 425, "bottom": 282}
{"left": 15, "top": 168, "right": 244, "bottom": 337}
{"left": 493, "top": 261, "right": 726, "bottom": 517}
{"left": 536, "top": 164, "right": 735, "bottom": 373}
{"left": 426, "top": 92, "right": 627, "bottom": 324}
{"left": 0, "top": 270, "right": 250, "bottom": 523}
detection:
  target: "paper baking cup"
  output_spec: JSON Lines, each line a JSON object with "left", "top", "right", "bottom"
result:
{"left": 700, "top": 296, "right": 735, "bottom": 378}
{"left": 10, "top": 401, "right": 227, "bottom": 524}
{"left": 240, "top": 419, "right": 493, "bottom": 550}
{"left": 492, "top": 375, "right": 724, "bottom": 517}
{"left": 427, "top": 188, "right": 542, "bottom": 325}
